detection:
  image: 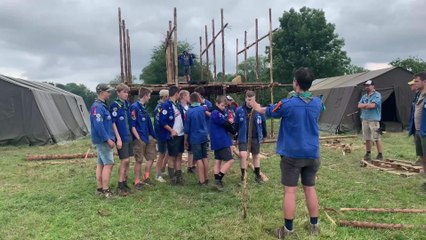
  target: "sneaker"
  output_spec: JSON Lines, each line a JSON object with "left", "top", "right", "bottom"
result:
{"left": 414, "top": 158, "right": 423, "bottom": 166}
{"left": 171, "top": 176, "right": 178, "bottom": 185}
{"left": 156, "top": 175, "right": 167, "bottom": 183}
{"left": 204, "top": 179, "right": 209, "bottom": 185}
{"left": 123, "top": 181, "right": 132, "bottom": 193}
{"left": 103, "top": 189, "right": 113, "bottom": 198}
{"left": 274, "top": 226, "right": 293, "bottom": 239}
{"left": 363, "top": 153, "right": 372, "bottom": 161}
{"left": 176, "top": 175, "right": 184, "bottom": 185}
{"left": 95, "top": 188, "right": 103, "bottom": 196}
{"left": 117, "top": 186, "right": 128, "bottom": 197}
{"left": 376, "top": 153, "right": 383, "bottom": 160}
{"left": 143, "top": 178, "right": 155, "bottom": 187}
{"left": 134, "top": 182, "right": 143, "bottom": 191}
{"left": 215, "top": 179, "right": 224, "bottom": 192}
{"left": 308, "top": 223, "right": 320, "bottom": 235}
{"left": 187, "top": 167, "right": 195, "bottom": 174}
{"left": 255, "top": 175, "right": 264, "bottom": 184}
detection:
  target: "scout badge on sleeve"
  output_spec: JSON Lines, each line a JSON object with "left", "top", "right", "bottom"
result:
{"left": 272, "top": 101, "right": 283, "bottom": 112}
{"left": 131, "top": 110, "right": 137, "bottom": 120}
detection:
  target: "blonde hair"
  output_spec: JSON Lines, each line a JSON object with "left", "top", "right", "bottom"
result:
{"left": 179, "top": 90, "right": 190, "bottom": 99}
{"left": 116, "top": 83, "right": 130, "bottom": 92}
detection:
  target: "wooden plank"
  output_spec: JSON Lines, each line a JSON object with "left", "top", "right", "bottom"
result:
{"left": 237, "top": 28, "right": 278, "bottom": 55}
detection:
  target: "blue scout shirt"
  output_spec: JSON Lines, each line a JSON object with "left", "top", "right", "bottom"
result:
{"left": 408, "top": 91, "right": 420, "bottom": 136}
{"left": 419, "top": 97, "right": 426, "bottom": 137}
{"left": 129, "top": 101, "right": 156, "bottom": 144}
{"left": 235, "top": 104, "right": 267, "bottom": 144}
{"left": 110, "top": 98, "right": 132, "bottom": 143}
{"left": 184, "top": 104, "right": 209, "bottom": 145}
{"left": 359, "top": 91, "right": 382, "bottom": 121}
{"left": 210, "top": 107, "right": 233, "bottom": 150}
{"left": 90, "top": 99, "right": 115, "bottom": 144}
{"left": 153, "top": 101, "right": 164, "bottom": 139}
{"left": 159, "top": 99, "right": 185, "bottom": 141}
{"left": 265, "top": 94, "right": 322, "bottom": 159}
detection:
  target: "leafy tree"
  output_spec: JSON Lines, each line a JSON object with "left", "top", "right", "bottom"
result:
{"left": 237, "top": 56, "right": 270, "bottom": 82}
{"left": 345, "top": 64, "right": 368, "bottom": 74}
{"left": 55, "top": 83, "right": 96, "bottom": 111}
{"left": 390, "top": 56, "right": 426, "bottom": 74}
{"left": 273, "top": 7, "right": 351, "bottom": 83}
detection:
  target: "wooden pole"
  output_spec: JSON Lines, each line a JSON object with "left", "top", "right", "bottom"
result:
{"left": 126, "top": 29, "right": 132, "bottom": 84}
{"left": 244, "top": 31, "right": 247, "bottom": 82}
{"left": 236, "top": 38, "right": 238, "bottom": 76}
{"left": 269, "top": 8, "right": 274, "bottom": 137}
{"left": 199, "top": 36, "right": 203, "bottom": 80}
{"left": 221, "top": 8, "right": 225, "bottom": 82}
{"left": 121, "top": 20, "right": 128, "bottom": 84}
{"left": 338, "top": 220, "right": 424, "bottom": 230}
{"left": 212, "top": 19, "right": 217, "bottom": 82}
{"left": 242, "top": 109, "right": 254, "bottom": 219}
{"left": 339, "top": 208, "right": 426, "bottom": 213}
{"left": 205, "top": 25, "right": 209, "bottom": 82}
{"left": 237, "top": 28, "right": 278, "bottom": 55}
{"left": 118, "top": 8, "right": 125, "bottom": 83}
{"left": 201, "top": 23, "right": 229, "bottom": 56}
{"left": 255, "top": 18, "right": 259, "bottom": 81}
{"left": 169, "top": 21, "right": 174, "bottom": 82}
{"left": 174, "top": 7, "right": 178, "bottom": 86}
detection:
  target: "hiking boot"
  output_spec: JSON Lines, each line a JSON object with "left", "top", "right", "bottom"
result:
{"left": 134, "top": 182, "right": 143, "bottom": 191}
{"left": 123, "top": 181, "right": 132, "bottom": 193}
{"left": 175, "top": 171, "right": 184, "bottom": 185}
{"left": 215, "top": 179, "right": 224, "bottom": 192}
{"left": 171, "top": 176, "right": 178, "bottom": 185}
{"left": 274, "top": 226, "right": 293, "bottom": 239}
{"left": 156, "top": 175, "right": 167, "bottom": 183}
{"left": 204, "top": 179, "right": 209, "bottom": 185}
{"left": 308, "top": 223, "right": 320, "bottom": 235}
{"left": 363, "top": 152, "right": 372, "bottom": 161}
{"left": 95, "top": 188, "right": 103, "bottom": 196}
{"left": 103, "top": 189, "right": 113, "bottom": 198}
{"left": 117, "top": 186, "right": 128, "bottom": 197}
{"left": 255, "top": 175, "right": 264, "bottom": 184}
{"left": 376, "top": 153, "right": 383, "bottom": 160}
{"left": 143, "top": 178, "right": 155, "bottom": 187}
{"left": 187, "top": 167, "right": 195, "bottom": 174}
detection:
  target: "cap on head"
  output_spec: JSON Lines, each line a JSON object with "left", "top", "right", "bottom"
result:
{"left": 408, "top": 79, "right": 415, "bottom": 86}
{"left": 226, "top": 95, "right": 234, "bottom": 101}
{"left": 96, "top": 83, "right": 114, "bottom": 94}
{"left": 364, "top": 80, "right": 374, "bottom": 86}
{"left": 159, "top": 89, "right": 169, "bottom": 97}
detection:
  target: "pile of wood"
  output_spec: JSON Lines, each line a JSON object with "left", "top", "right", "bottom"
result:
{"left": 322, "top": 139, "right": 354, "bottom": 156}
{"left": 360, "top": 158, "right": 423, "bottom": 177}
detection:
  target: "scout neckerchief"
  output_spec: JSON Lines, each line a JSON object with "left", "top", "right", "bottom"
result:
{"left": 95, "top": 98, "right": 108, "bottom": 109}
{"left": 191, "top": 103, "right": 201, "bottom": 107}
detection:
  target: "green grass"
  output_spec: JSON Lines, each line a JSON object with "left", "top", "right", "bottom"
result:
{"left": 0, "top": 132, "right": 425, "bottom": 239}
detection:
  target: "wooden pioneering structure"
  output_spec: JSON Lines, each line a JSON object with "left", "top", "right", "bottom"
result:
{"left": 118, "top": 8, "right": 133, "bottom": 84}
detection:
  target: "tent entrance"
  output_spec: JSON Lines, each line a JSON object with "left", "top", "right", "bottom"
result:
{"left": 381, "top": 92, "right": 402, "bottom": 132}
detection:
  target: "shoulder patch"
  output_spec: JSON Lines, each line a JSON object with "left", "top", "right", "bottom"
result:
{"left": 272, "top": 101, "right": 283, "bottom": 112}
{"left": 162, "top": 109, "right": 168, "bottom": 115}
{"left": 91, "top": 107, "right": 96, "bottom": 116}
{"left": 131, "top": 110, "right": 136, "bottom": 120}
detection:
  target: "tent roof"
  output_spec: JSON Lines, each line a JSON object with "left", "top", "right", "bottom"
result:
{"left": 311, "top": 67, "right": 398, "bottom": 91}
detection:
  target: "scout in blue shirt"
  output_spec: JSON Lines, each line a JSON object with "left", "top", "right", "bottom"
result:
{"left": 184, "top": 92, "right": 210, "bottom": 185}
{"left": 251, "top": 68, "right": 321, "bottom": 236}
{"left": 235, "top": 90, "right": 267, "bottom": 184}
{"left": 110, "top": 83, "right": 133, "bottom": 196}
{"left": 179, "top": 90, "right": 195, "bottom": 174}
{"left": 129, "top": 87, "right": 157, "bottom": 189}
{"left": 210, "top": 96, "right": 237, "bottom": 191}
{"left": 153, "top": 89, "right": 169, "bottom": 183}
{"left": 90, "top": 83, "right": 115, "bottom": 197}
{"left": 357, "top": 80, "right": 383, "bottom": 161}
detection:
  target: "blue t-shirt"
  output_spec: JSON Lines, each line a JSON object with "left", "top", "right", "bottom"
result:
{"left": 184, "top": 104, "right": 209, "bottom": 145}
{"left": 359, "top": 91, "right": 382, "bottom": 121}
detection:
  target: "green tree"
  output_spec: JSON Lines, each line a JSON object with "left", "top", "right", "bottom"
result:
{"left": 237, "top": 55, "right": 270, "bottom": 82}
{"left": 55, "top": 83, "right": 96, "bottom": 111}
{"left": 273, "top": 7, "right": 351, "bottom": 83}
{"left": 390, "top": 56, "right": 426, "bottom": 74}
{"left": 345, "top": 64, "right": 368, "bottom": 74}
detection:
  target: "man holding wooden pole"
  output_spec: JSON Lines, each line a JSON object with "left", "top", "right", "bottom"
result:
{"left": 251, "top": 68, "right": 322, "bottom": 238}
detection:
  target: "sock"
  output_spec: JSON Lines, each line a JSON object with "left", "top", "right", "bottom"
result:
{"left": 218, "top": 172, "right": 225, "bottom": 180}
{"left": 310, "top": 217, "right": 318, "bottom": 225}
{"left": 284, "top": 219, "right": 294, "bottom": 231}
{"left": 168, "top": 167, "right": 175, "bottom": 178}
{"left": 214, "top": 174, "right": 220, "bottom": 180}
{"left": 367, "top": 151, "right": 371, "bottom": 154}
{"left": 241, "top": 168, "right": 246, "bottom": 178}
{"left": 144, "top": 172, "right": 150, "bottom": 180}
{"left": 254, "top": 167, "right": 260, "bottom": 177}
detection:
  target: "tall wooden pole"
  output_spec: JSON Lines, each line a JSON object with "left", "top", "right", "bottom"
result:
{"left": 244, "top": 30, "right": 247, "bottom": 82}
{"left": 199, "top": 36, "right": 203, "bottom": 80}
{"left": 236, "top": 38, "right": 238, "bottom": 76}
{"left": 269, "top": 8, "right": 275, "bottom": 137}
{"left": 118, "top": 8, "right": 125, "bottom": 83}
{"left": 212, "top": 19, "right": 217, "bottom": 82}
{"left": 221, "top": 8, "right": 225, "bottom": 82}
{"left": 169, "top": 21, "right": 174, "bottom": 82}
{"left": 255, "top": 18, "right": 259, "bottom": 82}
{"left": 126, "top": 29, "right": 132, "bottom": 83}
{"left": 174, "top": 7, "right": 178, "bottom": 86}
{"left": 205, "top": 25, "right": 209, "bottom": 82}
{"left": 122, "top": 20, "right": 128, "bottom": 84}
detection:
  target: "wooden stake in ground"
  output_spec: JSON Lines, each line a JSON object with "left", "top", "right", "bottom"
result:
{"left": 338, "top": 220, "right": 426, "bottom": 229}
{"left": 242, "top": 108, "right": 254, "bottom": 219}
{"left": 340, "top": 208, "right": 426, "bottom": 214}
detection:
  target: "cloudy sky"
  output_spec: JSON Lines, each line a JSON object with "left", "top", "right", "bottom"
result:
{"left": 0, "top": 0, "right": 424, "bottom": 90}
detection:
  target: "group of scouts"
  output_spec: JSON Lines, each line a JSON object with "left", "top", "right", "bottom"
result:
{"left": 90, "top": 67, "right": 323, "bottom": 237}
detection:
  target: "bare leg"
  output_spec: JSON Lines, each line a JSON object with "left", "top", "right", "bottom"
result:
{"left": 101, "top": 164, "right": 113, "bottom": 190}
{"left": 134, "top": 161, "right": 142, "bottom": 183}
{"left": 375, "top": 140, "right": 383, "bottom": 153}
{"left": 96, "top": 165, "right": 103, "bottom": 189}
{"left": 156, "top": 153, "right": 165, "bottom": 176}
{"left": 240, "top": 151, "right": 248, "bottom": 172}
{"left": 422, "top": 156, "right": 426, "bottom": 174}
{"left": 253, "top": 154, "right": 260, "bottom": 168}
{"left": 214, "top": 160, "right": 221, "bottom": 174}
{"left": 220, "top": 160, "right": 235, "bottom": 174}
{"left": 175, "top": 153, "right": 182, "bottom": 171}
{"left": 365, "top": 140, "right": 372, "bottom": 152}
{"left": 203, "top": 159, "right": 209, "bottom": 180}
{"left": 144, "top": 160, "right": 154, "bottom": 179}
{"left": 188, "top": 153, "right": 193, "bottom": 168}
{"left": 119, "top": 159, "right": 129, "bottom": 182}
{"left": 303, "top": 186, "right": 319, "bottom": 218}
{"left": 283, "top": 186, "right": 298, "bottom": 219}
{"left": 197, "top": 160, "right": 205, "bottom": 183}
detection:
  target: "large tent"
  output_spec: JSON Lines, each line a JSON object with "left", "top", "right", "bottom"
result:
{"left": 0, "top": 74, "right": 90, "bottom": 145}
{"left": 310, "top": 67, "right": 415, "bottom": 133}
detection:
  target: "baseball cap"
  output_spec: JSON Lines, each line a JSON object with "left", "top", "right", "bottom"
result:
{"left": 408, "top": 79, "right": 415, "bottom": 86}
{"left": 226, "top": 95, "right": 234, "bottom": 101}
{"left": 364, "top": 80, "right": 374, "bottom": 85}
{"left": 96, "top": 83, "right": 114, "bottom": 93}
{"left": 159, "top": 89, "right": 169, "bottom": 97}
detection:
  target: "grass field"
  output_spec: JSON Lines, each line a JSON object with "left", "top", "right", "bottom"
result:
{"left": 0, "top": 132, "right": 425, "bottom": 240}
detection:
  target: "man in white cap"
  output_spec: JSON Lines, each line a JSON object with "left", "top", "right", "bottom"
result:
{"left": 358, "top": 80, "right": 383, "bottom": 160}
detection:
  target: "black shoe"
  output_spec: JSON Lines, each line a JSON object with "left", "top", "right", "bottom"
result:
{"left": 117, "top": 186, "right": 128, "bottom": 196}
{"left": 95, "top": 188, "right": 103, "bottom": 196}
{"left": 255, "top": 175, "right": 264, "bottom": 184}
{"left": 175, "top": 171, "right": 184, "bottom": 185}
{"left": 364, "top": 153, "right": 372, "bottom": 161}
{"left": 187, "top": 167, "right": 195, "bottom": 174}
{"left": 376, "top": 153, "right": 383, "bottom": 160}
{"left": 204, "top": 179, "right": 209, "bottom": 185}
{"left": 123, "top": 181, "right": 132, "bottom": 193}
{"left": 215, "top": 179, "right": 224, "bottom": 192}
{"left": 134, "top": 182, "right": 143, "bottom": 191}
{"left": 102, "top": 189, "right": 113, "bottom": 198}
{"left": 143, "top": 178, "right": 155, "bottom": 187}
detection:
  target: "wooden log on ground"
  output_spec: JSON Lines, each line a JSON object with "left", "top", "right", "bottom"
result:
{"left": 360, "top": 160, "right": 418, "bottom": 177}
{"left": 338, "top": 220, "right": 424, "bottom": 229}
{"left": 340, "top": 208, "right": 426, "bottom": 213}
{"left": 26, "top": 152, "right": 118, "bottom": 161}
{"left": 324, "top": 210, "right": 337, "bottom": 226}
{"left": 371, "top": 160, "right": 422, "bottom": 173}
{"left": 248, "top": 162, "right": 269, "bottom": 182}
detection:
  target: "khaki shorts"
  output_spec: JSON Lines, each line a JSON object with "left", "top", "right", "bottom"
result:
{"left": 134, "top": 137, "right": 157, "bottom": 162}
{"left": 362, "top": 120, "right": 380, "bottom": 141}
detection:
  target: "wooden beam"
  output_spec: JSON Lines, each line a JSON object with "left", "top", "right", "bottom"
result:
{"left": 235, "top": 38, "right": 238, "bottom": 76}
{"left": 244, "top": 31, "right": 247, "bottom": 81}
{"left": 126, "top": 29, "right": 132, "bottom": 84}
{"left": 238, "top": 28, "right": 278, "bottom": 55}
{"left": 121, "top": 20, "right": 128, "bottom": 84}
{"left": 174, "top": 7, "right": 178, "bottom": 86}
{"left": 269, "top": 8, "right": 275, "bottom": 137}
{"left": 255, "top": 18, "right": 259, "bottom": 81}
{"left": 200, "top": 23, "right": 229, "bottom": 56}
{"left": 221, "top": 8, "right": 225, "bottom": 82}
{"left": 205, "top": 25, "right": 209, "bottom": 81}
{"left": 118, "top": 8, "right": 125, "bottom": 83}
{"left": 199, "top": 36, "right": 203, "bottom": 80}
{"left": 212, "top": 19, "right": 217, "bottom": 81}
{"left": 339, "top": 208, "right": 426, "bottom": 214}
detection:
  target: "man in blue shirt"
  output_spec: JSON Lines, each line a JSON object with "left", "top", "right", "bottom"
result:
{"left": 358, "top": 80, "right": 383, "bottom": 160}
{"left": 251, "top": 67, "right": 322, "bottom": 237}
{"left": 90, "top": 83, "right": 116, "bottom": 198}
